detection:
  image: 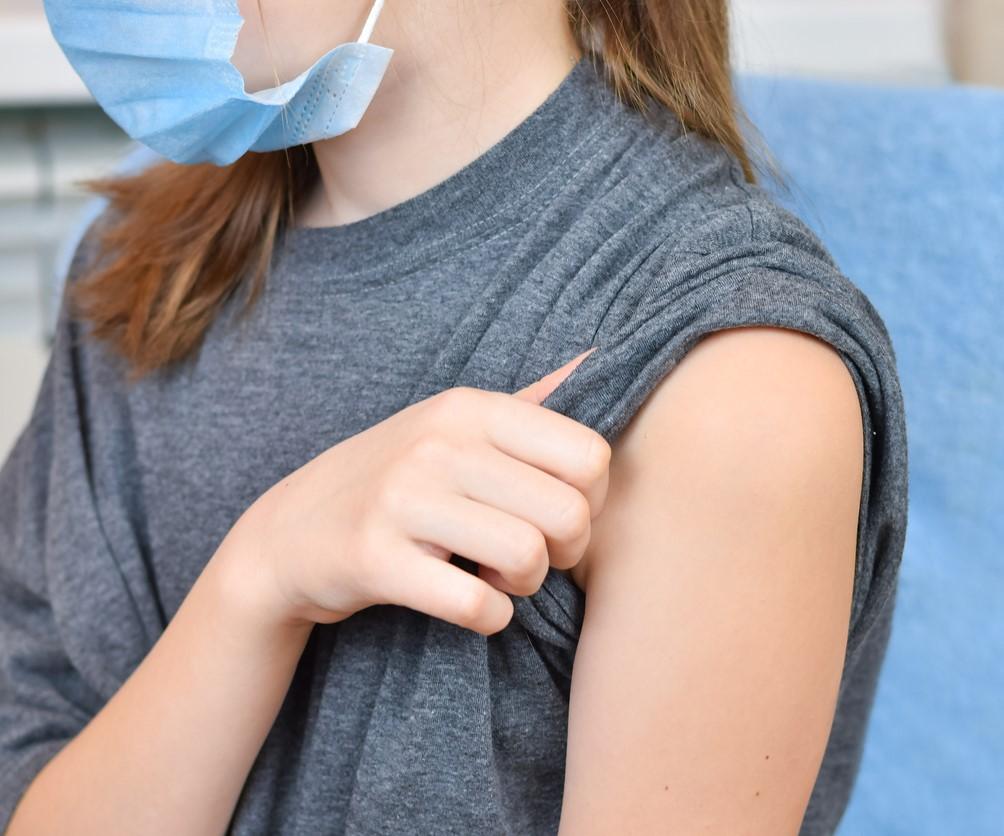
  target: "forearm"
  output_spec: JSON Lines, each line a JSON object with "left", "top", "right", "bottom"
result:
{"left": 6, "top": 534, "right": 313, "bottom": 836}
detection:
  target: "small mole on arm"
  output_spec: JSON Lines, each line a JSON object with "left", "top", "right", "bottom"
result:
{"left": 755, "top": 791, "right": 760, "bottom": 797}
{"left": 765, "top": 754, "right": 770, "bottom": 760}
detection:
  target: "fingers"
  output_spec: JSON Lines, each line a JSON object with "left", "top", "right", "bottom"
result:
{"left": 443, "top": 443, "right": 593, "bottom": 570}
{"left": 473, "top": 390, "right": 612, "bottom": 513}
{"left": 398, "top": 489, "right": 553, "bottom": 594}
{"left": 377, "top": 542, "right": 516, "bottom": 636}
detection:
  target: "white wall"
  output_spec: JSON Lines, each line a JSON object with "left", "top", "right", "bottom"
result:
{"left": 731, "top": 0, "right": 950, "bottom": 84}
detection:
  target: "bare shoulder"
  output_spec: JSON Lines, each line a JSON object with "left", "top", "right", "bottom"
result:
{"left": 567, "top": 324, "right": 864, "bottom": 597}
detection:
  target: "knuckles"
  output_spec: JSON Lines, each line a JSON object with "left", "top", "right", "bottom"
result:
{"left": 581, "top": 431, "right": 612, "bottom": 482}
{"left": 428, "top": 385, "right": 482, "bottom": 421}
{"left": 508, "top": 526, "right": 550, "bottom": 591}
{"left": 455, "top": 581, "right": 492, "bottom": 626}
{"left": 347, "top": 521, "right": 407, "bottom": 612}
{"left": 374, "top": 476, "right": 411, "bottom": 518}
{"left": 551, "top": 489, "right": 593, "bottom": 544}
{"left": 405, "top": 432, "right": 455, "bottom": 468}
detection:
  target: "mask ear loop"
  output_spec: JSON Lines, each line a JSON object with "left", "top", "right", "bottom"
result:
{"left": 270, "top": 0, "right": 383, "bottom": 147}
{"left": 357, "top": 0, "right": 385, "bottom": 43}
{"left": 291, "top": 0, "right": 383, "bottom": 141}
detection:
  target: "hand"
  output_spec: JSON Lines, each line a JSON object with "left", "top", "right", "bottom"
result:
{"left": 223, "top": 348, "right": 610, "bottom": 636}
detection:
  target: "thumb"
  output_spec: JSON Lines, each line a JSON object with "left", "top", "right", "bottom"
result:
{"left": 514, "top": 347, "right": 597, "bottom": 405}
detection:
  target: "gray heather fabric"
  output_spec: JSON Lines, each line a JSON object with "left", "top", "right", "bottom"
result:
{"left": 0, "top": 56, "right": 908, "bottom": 835}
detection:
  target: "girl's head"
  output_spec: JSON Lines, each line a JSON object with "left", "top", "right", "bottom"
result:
{"left": 71, "top": 0, "right": 783, "bottom": 382}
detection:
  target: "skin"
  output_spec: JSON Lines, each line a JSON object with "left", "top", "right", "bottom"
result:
{"left": 232, "top": 0, "right": 584, "bottom": 228}
{"left": 560, "top": 326, "right": 862, "bottom": 834}
{"left": 8, "top": 2, "right": 863, "bottom": 833}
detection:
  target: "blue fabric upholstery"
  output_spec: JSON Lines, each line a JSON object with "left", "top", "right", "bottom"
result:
{"left": 735, "top": 73, "right": 1004, "bottom": 835}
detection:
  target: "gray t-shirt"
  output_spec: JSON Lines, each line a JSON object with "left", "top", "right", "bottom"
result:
{"left": 0, "top": 56, "right": 908, "bottom": 835}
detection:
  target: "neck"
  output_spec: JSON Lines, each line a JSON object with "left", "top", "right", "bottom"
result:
{"left": 297, "top": 0, "right": 583, "bottom": 229}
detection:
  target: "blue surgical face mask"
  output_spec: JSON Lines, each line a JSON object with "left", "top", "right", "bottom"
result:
{"left": 43, "top": 0, "right": 394, "bottom": 166}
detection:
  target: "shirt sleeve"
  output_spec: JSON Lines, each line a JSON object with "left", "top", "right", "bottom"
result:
{"left": 530, "top": 197, "right": 909, "bottom": 664}
{"left": 0, "top": 235, "right": 161, "bottom": 831}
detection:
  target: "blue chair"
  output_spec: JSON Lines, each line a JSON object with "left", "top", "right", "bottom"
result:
{"left": 735, "top": 73, "right": 1004, "bottom": 835}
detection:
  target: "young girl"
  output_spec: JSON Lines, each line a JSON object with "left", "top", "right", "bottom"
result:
{"left": 1, "top": 1, "right": 908, "bottom": 833}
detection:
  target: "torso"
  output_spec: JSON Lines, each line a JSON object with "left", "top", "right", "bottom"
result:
{"left": 47, "top": 54, "right": 906, "bottom": 835}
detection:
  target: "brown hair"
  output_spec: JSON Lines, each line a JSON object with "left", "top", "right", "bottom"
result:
{"left": 71, "top": 0, "right": 786, "bottom": 382}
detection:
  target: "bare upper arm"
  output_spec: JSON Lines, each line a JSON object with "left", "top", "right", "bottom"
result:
{"left": 559, "top": 325, "right": 864, "bottom": 835}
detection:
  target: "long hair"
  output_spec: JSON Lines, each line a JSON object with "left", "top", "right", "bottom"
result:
{"left": 71, "top": 0, "right": 786, "bottom": 383}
